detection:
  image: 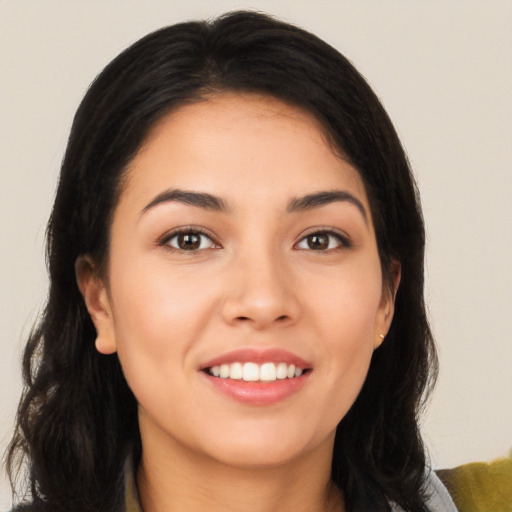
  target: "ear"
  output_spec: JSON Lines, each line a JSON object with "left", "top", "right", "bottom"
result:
{"left": 75, "top": 256, "right": 117, "bottom": 354}
{"left": 374, "top": 260, "right": 401, "bottom": 349}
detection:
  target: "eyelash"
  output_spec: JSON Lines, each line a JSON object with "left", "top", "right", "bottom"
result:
{"left": 159, "top": 227, "right": 219, "bottom": 252}
{"left": 159, "top": 227, "right": 351, "bottom": 253}
{"left": 295, "top": 229, "right": 351, "bottom": 252}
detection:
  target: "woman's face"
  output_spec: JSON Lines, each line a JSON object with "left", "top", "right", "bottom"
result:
{"left": 81, "top": 93, "right": 396, "bottom": 469}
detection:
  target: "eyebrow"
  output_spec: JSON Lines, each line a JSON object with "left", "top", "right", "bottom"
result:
{"left": 287, "top": 190, "right": 368, "bottom": 223}
{"left": 141, "top": 188, "right": 367, "bottom": 223}
{"left": 141, "top": 189, "right": 230, "bottom": 214}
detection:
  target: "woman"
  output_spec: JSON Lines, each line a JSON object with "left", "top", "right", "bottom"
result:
{"left": 6, "top": 11, "right": 455, "bottom": 512}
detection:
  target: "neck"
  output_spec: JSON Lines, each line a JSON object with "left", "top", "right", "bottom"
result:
{"left": 136, "top": 421, "right": 343, "bottom": 512}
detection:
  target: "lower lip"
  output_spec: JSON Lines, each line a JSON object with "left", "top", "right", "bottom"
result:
{"left": 202, "top": 372, "right": 310, "bottom": 406}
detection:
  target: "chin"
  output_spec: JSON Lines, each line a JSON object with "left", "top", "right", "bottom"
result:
{"left": 193, "top": 422, "right": 336, "bottom": 470}
{"left": 208, "top": 443, "right": 313, "bottom": 470}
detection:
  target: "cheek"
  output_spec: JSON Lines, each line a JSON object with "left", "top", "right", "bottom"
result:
{"left": 107, "top": 256, "right": 220, "bottom": 382}
{"left": 308, "top": 260, "right": 383, "bottom": 342}
{"left": 303, "top": 260, "right": 382, "bottom": 403}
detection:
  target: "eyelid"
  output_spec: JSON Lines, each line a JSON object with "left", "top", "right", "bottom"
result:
{"left": 157, "top": 225, "right": 351, "bottom": 252}
{"left": 294, "top": 227, "right": 352, "bottom": 251}
{"left": 158, "top": 226, "right": 221, "bottom": 251}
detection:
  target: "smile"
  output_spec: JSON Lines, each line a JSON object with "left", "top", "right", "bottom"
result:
{"left": 206, "top": 362, "right": 305, "bottom": 382}
{"left": 200, "top": 348, "right": 312, "bottom": 404}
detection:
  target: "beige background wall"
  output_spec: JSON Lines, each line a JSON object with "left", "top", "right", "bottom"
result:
{"left": 1, "top": 0, "right": 511, "bottom": 507}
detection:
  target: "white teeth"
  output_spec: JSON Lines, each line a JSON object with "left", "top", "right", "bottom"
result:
{"left": 220, "top": 364, "right": 230, "bottom": 379}
{"left": 207, "top": 362, "right": 306, "bottom": 381}
{"left": 260, "top": 362, "right": 276, "bottom": 381}
{"left": 242, "top": 362, "right": 260, "bottom": 381}
{"left": 230, "top": 362, "right": 243, "bottom": 380}
{"left": 276, "top": 362, "right": 288, "bottom": 379}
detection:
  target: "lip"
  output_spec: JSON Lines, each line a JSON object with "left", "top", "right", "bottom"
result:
{"left": 200, "top": 347, "right": 312, "bottom": 370}
{"left": 199, "top": 348, "right": 312, "bottom": 406}
{"left": 201, "top": 371, "right": 310, "bottom": 406}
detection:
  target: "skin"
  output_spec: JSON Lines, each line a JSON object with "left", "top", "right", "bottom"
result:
{"left": 78, "top": 93, "right": 399, "bottom": 512}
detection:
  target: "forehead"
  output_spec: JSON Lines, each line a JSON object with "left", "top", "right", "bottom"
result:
{"left": 144, "top": 92, "right": 337, "bottom": 151}
{"left": 120, "top": 92, "right": 368, "bottom": 210}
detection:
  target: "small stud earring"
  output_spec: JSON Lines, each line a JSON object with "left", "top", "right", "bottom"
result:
{"left": 379, "top": 334, "right": 385, "bottom": 340}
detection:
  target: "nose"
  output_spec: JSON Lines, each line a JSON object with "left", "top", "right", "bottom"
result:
{"left": 221, "top": 249, "right": 301, "bottom": 330}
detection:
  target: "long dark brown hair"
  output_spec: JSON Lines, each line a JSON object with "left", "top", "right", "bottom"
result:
{"left": 7, "top": 11, "right": 437, "bottom": 512}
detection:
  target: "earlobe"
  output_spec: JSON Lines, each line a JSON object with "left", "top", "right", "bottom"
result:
{"left": 75, "top": 256, "right": 117, "bottom": 355}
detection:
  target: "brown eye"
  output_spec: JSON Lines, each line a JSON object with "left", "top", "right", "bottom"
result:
{"left": 307, "top": 234, "right": 330, "bottom": 250}
{"left": 165, "top": 231, "right": 216, "bottom": 251}
{"left": 177, "top": 233, "right": 201, "bottom": 250}
{"left": 296, "top": 231, "right": 348, "bottom": 251}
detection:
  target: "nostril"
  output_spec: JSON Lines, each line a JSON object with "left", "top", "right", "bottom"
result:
{"left": 236, "top": 315, "right": 289, "bottom": 323}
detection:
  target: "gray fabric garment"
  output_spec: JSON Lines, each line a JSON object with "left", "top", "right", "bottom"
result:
{"left": 390, "top": 470, "right": 458, "bottom": 511}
